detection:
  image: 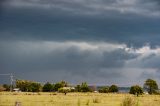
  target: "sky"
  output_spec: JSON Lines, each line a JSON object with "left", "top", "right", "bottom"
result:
{"left": 1, "top": 0, "right": 160, "bottom": 86}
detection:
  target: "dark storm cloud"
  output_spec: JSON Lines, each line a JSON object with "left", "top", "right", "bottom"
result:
{"left": 1, "top": 0, "right": 160, "bottom": 47}
{"left": 0, "top": 41, "right": 137, "bottom": 84}
{"left": 1, "top": 0, "right": 160, "bottom": 85}
{"left": 2, "top": 0, "right": 160, "bottom": 16}
{"left": 0, "top": 41, "right": 129, "bottom": 72}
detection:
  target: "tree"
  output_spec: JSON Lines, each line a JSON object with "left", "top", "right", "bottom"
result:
{"left": 75, "top": 85, "right": 81, "bottom": 92}
{"left": 30, "top": 82, "right": 41, "bottom": 92}
{"left": 54, "top": 83, "right": 63, "bottom": 91}
{"left": 144, "top": 79, "right": 158, "bottom": 94}
{"left": 53, "top": 81, "right": 68, "bottom": 91}
{"left": 3, "top": 84, "right": 10, "bottom": 91}
{"left": 98, "top": 86, "right": 109, "bottom": 93}
{"left": 16, "top": 79, "right": 41, "bottom": 92}
{"left": 129, "top": 85, "right": 143, "bottom": 96}
{"left": 80, "top": 82, "right": 91, "bottom": 92}
{"left": 0, "top": 85, "right": 6, "bottom": 92}
{"left": 60, "top": 80, "right": 68, "bottom": 87}
{"left": 109, "top": 85, "right": 118, "bottom": 93}
{"left": 58, "top": 87, "right": 70, "bottom": 95}
{"left": 42, "top": 82, "right": 54, "bottom": 92}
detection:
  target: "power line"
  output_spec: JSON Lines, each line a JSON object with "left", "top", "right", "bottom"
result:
{"left": 0, "top": 73, "right": 14, "bottom": 92}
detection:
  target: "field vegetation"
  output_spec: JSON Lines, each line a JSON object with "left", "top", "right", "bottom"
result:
{"left": 0, "top": 79, "right": 160, "bottom": 106}
{"left": 1, "top": 92, "right": 160, "bottom": 106}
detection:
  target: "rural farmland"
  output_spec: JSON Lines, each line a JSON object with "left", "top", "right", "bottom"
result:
{"left": 1, "top": 92, "right": 160, "bottom": 106}
{"left": 1, "top": 0, "right": 160, "bottom": 106}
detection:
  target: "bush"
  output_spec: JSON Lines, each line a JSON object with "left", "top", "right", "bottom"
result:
{"left": 130, "top": 85, "right": 143, "bottom": 96}
{"left": 121, "top": 97, "right": 137, "bottom": 106}
{"left": 93, "top": 98, "right": 101, "bottom": 103}
{"left": 58, "top": 87, "right": 70, "bottom": 95}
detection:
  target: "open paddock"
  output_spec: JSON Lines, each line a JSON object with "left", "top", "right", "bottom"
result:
{"left": 0, "top": 92, "right": 160, "bottom": 106}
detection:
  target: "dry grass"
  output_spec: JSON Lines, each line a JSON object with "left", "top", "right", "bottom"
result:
{"left": 0, "top": 92, "right": 160, "bottom": 106}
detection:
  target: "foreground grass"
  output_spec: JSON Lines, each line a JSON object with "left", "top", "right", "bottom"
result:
{"left": 0, "top": 92, "right": 160, "bottom": 106}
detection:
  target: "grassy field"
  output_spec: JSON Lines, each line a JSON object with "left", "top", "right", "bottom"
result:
{"left": 0, "top": 92, "right": 160, "bottom": 106}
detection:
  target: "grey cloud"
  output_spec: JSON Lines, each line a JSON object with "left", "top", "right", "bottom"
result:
{"left": 140, "top": 55, "right": 160, "bottom": 69}
{"left": 2, "top": 0, "right": 160, "bottom": 17}
{"left": 1, "top": 0, "right": 160, "bottom": 85}
{"left": 1, "top": 0, "right": 160, "bottom": 48}
{"left": 0, "top": 41, "right": 136, "bottom": 84}
{"left": 1, "top": 41, "right": 160, "bottom": 85}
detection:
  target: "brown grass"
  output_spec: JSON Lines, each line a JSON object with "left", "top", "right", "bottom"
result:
{"left": 0, "top": 92, "right": 160, "bottom": 106}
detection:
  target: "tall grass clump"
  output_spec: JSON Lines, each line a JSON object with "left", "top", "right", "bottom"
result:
{"left": 121, "top": 96, "right": 138, "bottom": 106}
{"left": 86, "top": 99, "right": 90, "bottom": 105}
{"left": 93, "top": 97, "right": 100, "bottom": 103}
{"left": 77, "top": 99, "right": 81, "bottom": 106}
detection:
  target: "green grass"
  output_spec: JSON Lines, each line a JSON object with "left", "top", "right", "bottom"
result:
{"left": 0, "top": 92, "right": 160, "bottom": 106}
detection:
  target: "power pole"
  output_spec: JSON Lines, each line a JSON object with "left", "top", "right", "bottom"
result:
{"left": 0, "top": 73, "right": 14, "bottom": 92}
{"left": 10, "top": 73, "right": 14, "bottom": 92}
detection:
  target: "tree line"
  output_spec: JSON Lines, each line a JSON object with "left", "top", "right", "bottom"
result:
{"left": 0, "top": 79, "right": 159, "bottom": 96}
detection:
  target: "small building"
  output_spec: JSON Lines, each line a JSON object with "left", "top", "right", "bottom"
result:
{"left": 62, "top": 87, "right": 75, "bottom": 91}
{"left": 13, "top": 88, "right": 21, "bottom": 92}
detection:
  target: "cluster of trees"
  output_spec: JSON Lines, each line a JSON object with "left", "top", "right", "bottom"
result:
{"left": 9, "top": 80, "right": 92, "bottom": 93}
{"left": 129, "top": 79, "right": 159, "bottom": 96}
{"left": 43, "top": 82, "right": 91, "bottom": 93}
{"left": 98, "top": 85, "right": 118, "bottom": 93}
{"left": 16, "top": 80, "right": 41, "bottom": 92}
{"left": 42, "top": 81, "right": 68, "bottom": 92}
{"left": 1, "top": 78, "right": 159, "bottom": 96}
{"left": 75, "top": 82, "right": 92, "bottom": 92}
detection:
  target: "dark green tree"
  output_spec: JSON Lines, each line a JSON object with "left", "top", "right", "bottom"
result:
{"left": 60, "top": 80, "right": 68, "bottom": 87}
{"left": 130, "top": 85, "right": 143, "bottom": 96}
{"left": 80, "top": 82, "right": 90, "bottom": 92}
{"left": 3, "top": 84, "right": 10, "bottom": 91}
{"left": 54, "top": 83, "right": 63, "bottom": 91}
{"left": 53, "top": 81, "right": 68, "bottom": 91}
{"left": 42, "top": 82, "right": 54, "bottom": 92}
{"left": 109, "top": 85, "right": 118, "bottom": 93}
{"left": 75, "top": 85, "right": 81, "bottom": 92}
{"left": 98, "top": 86, "right": 109, "bottom": 93}
{"left": 30, "top": 82, "right": 41, "bottom": 92}
{"left": 144, "top": 79, "right": 158, "bottom": 94}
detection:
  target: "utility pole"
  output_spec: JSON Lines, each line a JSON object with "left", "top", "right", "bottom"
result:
{"left": 0, "top": 73, "right": 14, "bottom": 92}
{"left": 10, "top": 73, "right": 14, "bottom": 92}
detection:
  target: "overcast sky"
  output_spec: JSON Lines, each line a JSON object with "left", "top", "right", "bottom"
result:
{"left": 1, "top": 0, "right": 160, "bottom": 86}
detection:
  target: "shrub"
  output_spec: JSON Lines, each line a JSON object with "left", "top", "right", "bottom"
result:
{"left": 77, "top": 99, "right": 81, "bottom": 106}
{"left": 121, "top": 97, "right": 137, "bottom": 106}
{"left": 58, "top": 87, "right": 70, "bottom": 95}
{"left": 93, "top": 98, "right": 100, "bottom": 103}
{"left": 86, "top": 99, "right": 90, "bottom": 105}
